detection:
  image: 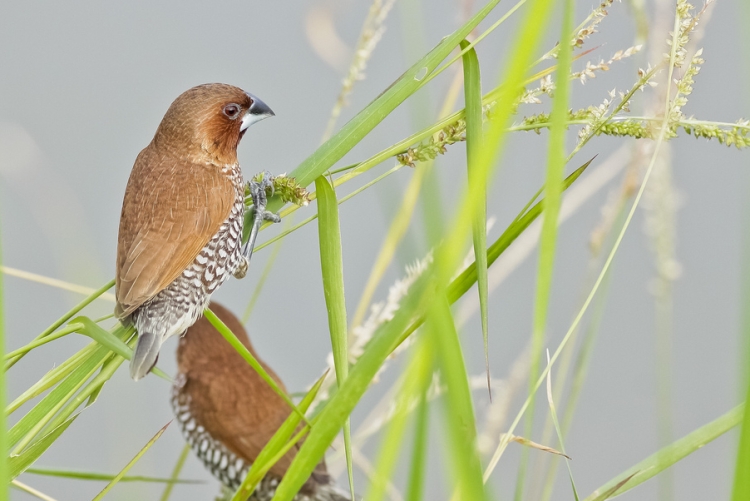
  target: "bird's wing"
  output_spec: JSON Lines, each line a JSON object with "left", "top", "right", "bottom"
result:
{"left": 115, "top": 147, "right": 235, "bottom": 317}
{"left": 185, "top": 366, "right": 301, "bottom": 480}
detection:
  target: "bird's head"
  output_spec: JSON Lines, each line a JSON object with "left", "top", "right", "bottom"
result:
{"left": 153, "top": 83, "right": 274, "bottom": 165}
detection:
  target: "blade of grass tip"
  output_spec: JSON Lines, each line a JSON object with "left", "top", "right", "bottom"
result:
{"left": 92, "top": 421, "right": 171, "bottom": 501}
{"left": 0, "top": 233, "right": 7, "bottom": 500}
{"left": 432, "top": 0, "right": 558, "bottom": 331}
{"left": 545, "top": 350, "right": 579, "bottom": 500}
{"left": 428, "top": 293, "right": 487, "bottom": 501}
{"left": 584, "top": 404, "right": 745, "bottom": 501}
{"left": 9, "top": 416, "right": 78, "bottom": 479}
{"left": 160, "top": 444, "right": 192, "bottom": 501}
{"left": 233, "top": 372, "right": 326, "bottom": 500}
{"left": 405, "top": 392, "right": 430, "bottom": 501}
{"left": 314, "top": 175, "right": 355, "bottom": 499}
{"left": 365, "top": 337, "right": 434, "bottom": 501}
{"left": 72, "top": 316, "right": 133, "bottom": 361}
{"left": 10, "top": 479, "right": 58, "bottom": 501}
{"left": 270, "top": 274, "right": 433, "bottom": 501}
{"left": 519, "top": 0, "right": 574, "bottom": 496}
{"left": 25, "top": 467, "right": 201, "bottom": 485}
{"left": 204, "top": 308, "right": 309, "bottom": 426}
{"left": 460, "top": 38, "right": 490, "bottom": 399}
{"left": 5, "top": 279, "right": 115, "bottom": 370}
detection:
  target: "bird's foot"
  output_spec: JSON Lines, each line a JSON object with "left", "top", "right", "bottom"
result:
{"left": 242, "top": 171, "right": 281, "bottom": 263}
{"left": 233, "top": 256, "right": 249, "bottom": 279}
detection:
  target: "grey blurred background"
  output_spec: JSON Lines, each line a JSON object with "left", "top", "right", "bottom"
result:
{"left": 0, "top": 0, "right": 747, "bottom": 499}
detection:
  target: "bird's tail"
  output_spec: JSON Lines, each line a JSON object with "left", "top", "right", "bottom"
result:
{"left": 130, "top": 330, "right": 162, "bottom": 381}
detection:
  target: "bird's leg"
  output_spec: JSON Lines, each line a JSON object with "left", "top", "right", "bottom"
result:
{"left": 241, "top": 171, "right": 281, "bottom": 268}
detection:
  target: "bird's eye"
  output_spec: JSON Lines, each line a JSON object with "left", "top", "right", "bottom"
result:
{"left": 223, "top": 104, "right": 241, "bottom": 119}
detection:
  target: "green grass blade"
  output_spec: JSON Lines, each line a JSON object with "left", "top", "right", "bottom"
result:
{"left": 427, "top": 293, "right": 486, "bottom": 500}
{"left": 8, "top": 335, "right": 124, "bottom": 452}
{"left": 314, "top": 175, "right": 355, "bottom": 499}
{"left": 520, "top": 0, "right": 574, "bottom": 495}
{"left": 72, "top": 316, "right": 133, "bottom": 361}
{"left": 40, "top": 333, "right": 134, "bottom": 435}
{"left": 283, "top": 0, "right": 502, "bottom": 191}
{"left": 584, "top": 404, "right": 745, "bottom": 501}
{"left": 204, "top": 307, "right": 309, "bottom": 426}
{"left": 25, "top": 467, "right": 200, "bottom": 484}
{"left": 7, "top": 343, "right": 96, "bottom": 415}
{"left": 159, "top": 444, "right": 192, "bottom": 501}
{"left": 270, "top": 275, "right": 433, "bottom": 501}
{"left": 9, "top": 416, "right": 77, "bottom": 479}
{"left": 460, "top": 38, "right": 490, "bottom": 398}
{"left": 233, "top": 372, "right": 326, "bottom": 500}
{"left": 405, "top": 392, "right": 429, "bottom": 501}
{"left": 242, "top": 0, "right": 508, "bottom": 239}
{"left": 365, "top": 337, "right": 434, "bottom": 501}
{"left": 92, "top": 421, "right": 170, "bottom": 501}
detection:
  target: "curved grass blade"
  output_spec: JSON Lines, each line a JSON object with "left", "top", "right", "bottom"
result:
{"left": 460, "top": 38, "right": 490, "bottom": 398}
{"left": 204, "top": 308, "right": 309, "bottom": 426}
{"left": 92, "top": 421, "right": 171, "bottom": 501}
{"left": 314, "top": 175, "right": 355, "bottom": 499}
{"left": 584, "top": 404, "right": 745, "bottom": 501}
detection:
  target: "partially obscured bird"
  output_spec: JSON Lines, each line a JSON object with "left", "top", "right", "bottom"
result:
{"left": 171, "top": 302, "right": 351, "bottom": 501}
{"left": 116, "top": 83, "right": 279, "bottom": 380}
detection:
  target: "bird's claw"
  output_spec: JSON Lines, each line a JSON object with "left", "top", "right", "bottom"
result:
{"left": 241, "top": 172, "right": 281, "bottom": 266}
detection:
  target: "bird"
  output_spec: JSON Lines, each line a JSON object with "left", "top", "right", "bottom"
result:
{"left": 115, "top": 83, "right": 279, "bottom": 381}
{"left": 171, "top": 302, "right": 352, "bottom": 501}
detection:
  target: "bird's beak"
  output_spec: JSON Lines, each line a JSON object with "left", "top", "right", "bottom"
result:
{"left": 240, "top": 94, "right": 275, "bottom": 132}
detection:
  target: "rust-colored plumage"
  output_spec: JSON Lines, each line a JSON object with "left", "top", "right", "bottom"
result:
{"left": 172, "top": 302, "right": 350, "bottom": 501}
{"left": 116, "top": 83, "right": 275, "bottom": 380}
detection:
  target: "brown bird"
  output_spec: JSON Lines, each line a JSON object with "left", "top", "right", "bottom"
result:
{"left": 171, "top": 302, "right": 351, "bottom": 501}
{"left": 116, "top": 83, "right": 279, "bottom": 380}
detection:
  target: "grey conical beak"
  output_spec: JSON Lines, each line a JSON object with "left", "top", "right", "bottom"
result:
{"left": 241, "top": 94, "right": 274, "bottom": 131}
